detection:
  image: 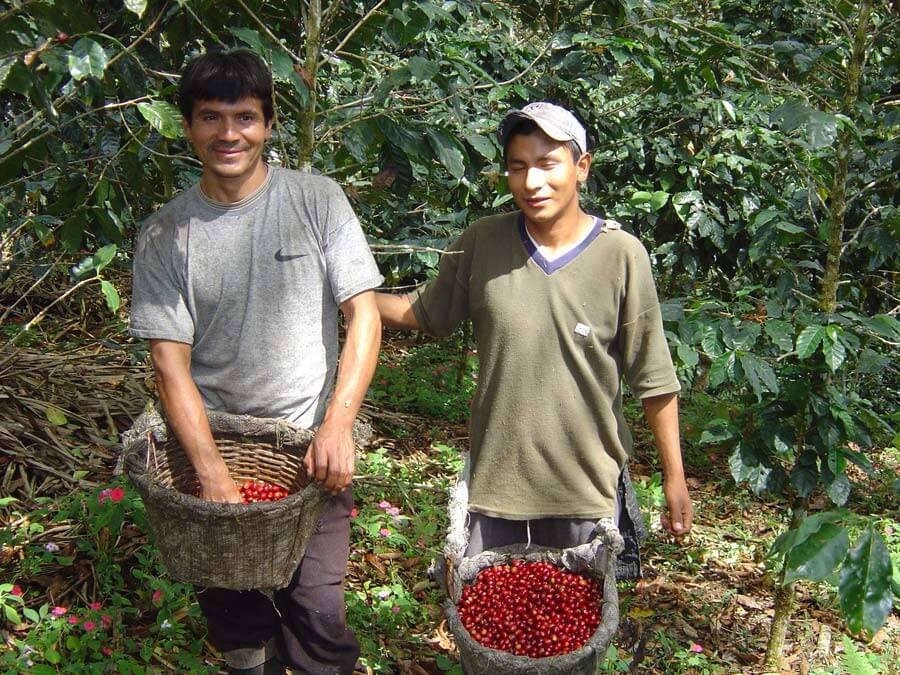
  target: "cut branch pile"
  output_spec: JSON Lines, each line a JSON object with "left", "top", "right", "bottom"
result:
{"left": 0, "top": 344, "right": 151, "bottom": 502}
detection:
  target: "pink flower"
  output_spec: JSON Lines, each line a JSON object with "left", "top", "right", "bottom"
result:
{"left": 102, "top": 646, "right": 112, "bottom": 657}
{"left": 349, "top": 508, "right": 358, "bottom": 518}
{"left": 83, "top": 620, "right": 96, "bottom": 632}
{"left": 709, "top": 454, "right": 718, "bottom": 462}
{"left": 51, "top": 606, "right": 67, "bottom": 617}
{"left": 378, "top": 500, "right": 391, "bottom": 510}
{"left": 100, "top": 614, "right": 112, "bottom": 629}
{"left": 10, "top": 585, "right": 23, "bottom": 597}
{"left": 379, "top": 528, "right": 391, "bottom": 537}
{"left": 387, "top": 507, "right": 400, "bottom": 517}
{"left": 98, "top": 489, "right": 110, "bottom": 504}
{"left": 89, "top": 601, "right": 102, "bottom": 611}
{"left": 690, "top": 643, "right": 703, "bottom": 653}
{"left": 152, "top": 589, "right": 163, "bottom": 604}
{"left": 67, "top": 615, "right": 80, "bottom": 624}
{"left": 391, "top": 605, "right": 400, "bottom": 614}
{"left": 108, "top": 487, "right": 125, "bottom": 503}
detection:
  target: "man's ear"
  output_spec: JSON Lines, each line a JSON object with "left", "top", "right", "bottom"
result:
{"left": 182, "top": 116, "right": 192, "bottom": 141}
{"left": 576, "top": 151, "right": 592, "bottom": 184}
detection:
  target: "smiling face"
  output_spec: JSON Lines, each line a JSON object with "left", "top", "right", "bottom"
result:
{"left": 183, "top": 97, "right": 272, "bottom": 195}
{"left": 505, "top": 130, "right": 591, "bottom": 231}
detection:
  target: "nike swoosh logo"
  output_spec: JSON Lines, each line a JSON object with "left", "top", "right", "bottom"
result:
{"left": 275, "top": 248, "right": 307, "bottom": 261}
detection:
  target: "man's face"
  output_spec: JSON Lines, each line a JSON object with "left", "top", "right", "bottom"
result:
{"left": 505, "top": 131, "right": 590, "bottom": 227}
{"left": 182, "top": 97, "right": 272, "bottom": 182}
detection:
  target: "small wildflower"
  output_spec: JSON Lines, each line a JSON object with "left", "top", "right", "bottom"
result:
{"left": 378, "top": 500, "right": 391, "bottom": 510}
{"left": 379, "top": 378, "right": 388, "bottom": 386}
{"left": 377, "top": 589, "right": 391, "bottom": 600}
{"left": 67, "top": 615, "right": 80, "bottom": 625}
{"left": 690, "top": 643, "right": 703, "bottom": 653}
{"left": 160, "top": 619, "right": 172, "bottom": 630}
{"left": 102, "top": 646, "right": 112, "bottom": 657}
{"left": 379, "top": 528, "right": 391, "bottom": 538}
{"left": 709, "top": 453, "right": 718, "bottom": 462}
{"left": 89, "top": 601, "right": 102, "bottom": 611}
{"left": 83, "top": 620, "right": 96, "bottom": 632}
{"left": 386, "top": 506, "right": 400, "bottom": 517}
{"left": 391, "top": 605, "right": 400, "bottom": 614}
{"left": 152, "top": 589, "right": 163, "bottom": 604}
{"left": 886, "top": 526, "right": 894, "bottom": 536}
{"left": 431, "top": 368, "right": 440, "bottom": 376}
{"left": 98, "top": 489, "right": 110, "bottom": 504}
{"left": 108, "top": 487, "right": 125, "bottom": 503}
{"left": 44, "top": 542, "right": 60, "bottom": 553}
{"left": 51, "top": 606, "right": 67, "bottom": 617}
{"left": 350, "top": 508, "right": 358, "bottom": 518}
{"left": 101, "top": 614, "right": 112, "bottom": 629}
{"left": 10, "top": 584, "right": 23, "bottom": 597}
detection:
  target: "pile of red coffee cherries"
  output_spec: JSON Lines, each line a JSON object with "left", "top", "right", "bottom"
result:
{"left": 456, "top": 560, "right": 602, "bottom": 658}
{"left": 239, "top": 480, "right": 289, "bottom": 503}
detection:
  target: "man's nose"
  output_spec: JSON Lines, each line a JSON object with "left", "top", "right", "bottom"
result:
{"left": 217, "top": 119, "right": 239, "bottom": 142}
{"left": 524, "top": 166, "right": 545, "bottom": 192}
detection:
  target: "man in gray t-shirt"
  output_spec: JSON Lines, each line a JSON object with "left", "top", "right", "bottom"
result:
{"left": 130, "top": 51, "right": 382, "bottom": 675}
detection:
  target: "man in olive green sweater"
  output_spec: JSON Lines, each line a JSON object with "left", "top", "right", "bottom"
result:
{"left": 376, "top": 103, "right": 693, "bottom": 571}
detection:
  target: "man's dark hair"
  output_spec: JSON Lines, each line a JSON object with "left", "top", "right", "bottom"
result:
{"left": 178, "top": 50, "right": 274, "bottom": 124}
{"left": 502, "top": 119, "right": 583, "bottom": 164}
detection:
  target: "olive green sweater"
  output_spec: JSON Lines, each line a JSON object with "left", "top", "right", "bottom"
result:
{"left": 411, "top": 212, "right": 680, "bottom": 519}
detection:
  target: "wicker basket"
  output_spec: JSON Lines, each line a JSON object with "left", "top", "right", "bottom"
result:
{"left": 442, "top": 541, "right": 620, "bottom": 674}
{"left": 123, "top": 407, "right": 339, "bottom": 591}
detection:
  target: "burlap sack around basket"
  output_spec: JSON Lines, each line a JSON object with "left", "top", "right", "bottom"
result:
{"left": 434, "top": 453, "right": 624, "bottom": 674}
{"left": 122, "top": 405, "right": 371, "bottom": 591}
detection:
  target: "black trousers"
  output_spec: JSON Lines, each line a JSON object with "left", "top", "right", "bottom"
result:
{"left": 195, "top": 490, "right": 360, "bottom": 675}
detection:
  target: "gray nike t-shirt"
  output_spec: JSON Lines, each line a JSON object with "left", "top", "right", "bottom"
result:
{"left": 129, "top": 166, "right": 383, "bottom": 427}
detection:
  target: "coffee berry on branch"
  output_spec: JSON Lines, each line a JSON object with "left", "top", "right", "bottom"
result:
{"left": 456, "top": 560, "right": 602, "bottom": 658}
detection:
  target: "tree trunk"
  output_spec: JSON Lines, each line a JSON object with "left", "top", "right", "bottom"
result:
{"left": 818, "top": 0, "right": 871, "bottom": 313}
{"left": 764, "top": 502, "right": 807, "bottom": 669}
{"left": 297, "top": 0, "right": 322, "bottom": 171}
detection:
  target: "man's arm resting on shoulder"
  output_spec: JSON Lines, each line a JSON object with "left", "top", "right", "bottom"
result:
{"left": 375, "top": 292, "right": 419, "bottom": 331}
{"left": 305, "top": 290, "right": 382, "bottom": 494}
{"left": 641, "top": 392, "right": 693, "bottom": 536}
{"left": 148, "top": 340, "right": 241, "bottom": 503}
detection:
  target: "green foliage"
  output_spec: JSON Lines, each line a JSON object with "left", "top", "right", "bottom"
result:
{"left": 369, "top": 337, "right": 477, "bottom": 422}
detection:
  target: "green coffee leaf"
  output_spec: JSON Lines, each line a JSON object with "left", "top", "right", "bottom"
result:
{"left": 823, "top": 329, "right": 847, "bottom": 372}
{"left": 796, "top": 324, "right": 825, "bottom": 359}
{"left": 68, "top": 39, "right": 109, "bottom": 81}
{"left": 137, "top": 101, "right": 184, "bottom": 139}
{"left": 764, "top": 319, "right": 794, "bottom": 352}
{"left": 839, "top": 527, "right": 893, "bottom": 637}
{"left": 784, "top": 522, "right": 848, "bottom": 583}
{"left": 100, "top": 279, "right": 121, "bottom": 313}
{"left": 124, "top": 0, "right": 147, "bottom": 18}
{"left": 45, "top": 406, "right": 68, "bottom": 426}
{"left": 426, "top": 128, "right": 465, "bottom": 180}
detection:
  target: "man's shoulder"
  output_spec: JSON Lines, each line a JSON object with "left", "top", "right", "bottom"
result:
{"left": 464, "top": 211, "right": 518, "bottom": 240}
{"left": 599, "top": 220, "right": 647, "bottom": 253}
{"left": 140, "top": 187, "right": 199, "bottom": 237}
{"left": 273, "top": 166, "right": 345, "bottom": 199}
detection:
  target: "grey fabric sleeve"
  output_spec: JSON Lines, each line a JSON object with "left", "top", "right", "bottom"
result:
{"left": 321, "top": 183, "right": 384, "bottom": 304}
{"left": 129, "top": 218, "right": 194, "bottom": 344}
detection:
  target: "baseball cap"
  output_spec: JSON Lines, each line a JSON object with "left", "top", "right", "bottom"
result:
{"left": 497, "top": 102, "right": 588, "bottom": 155}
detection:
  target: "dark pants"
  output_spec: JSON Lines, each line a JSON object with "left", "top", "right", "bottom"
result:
{"left": 463, "top": 467, "right": 646, "bottom": 579}
{"left": 195, "top": 490, "right": 360, "bottom": 675}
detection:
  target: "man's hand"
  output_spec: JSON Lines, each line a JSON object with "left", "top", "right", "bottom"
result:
{"left": 199, "top": 470, "right": 242, "bottom": 503}
{"left": 661, "top": 476, "right": 693, "bottom": 537}
{"left": 304, "top": 420, "right": 355, "bottom": 494}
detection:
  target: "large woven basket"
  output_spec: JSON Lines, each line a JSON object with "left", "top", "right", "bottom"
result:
{"left": 123, "top": 407, "right": 354, "bottom": 590}
{"left": 434, "top": 454, "right": 622, "bottom": 673}
{"left": 442, "top": 540, "right": 620, "bottom": 674}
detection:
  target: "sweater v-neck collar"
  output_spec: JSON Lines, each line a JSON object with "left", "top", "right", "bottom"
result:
{"left": 518, "top": 213, "right": 605, "bottom": 275}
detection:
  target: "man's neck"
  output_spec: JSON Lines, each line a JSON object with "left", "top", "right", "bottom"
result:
{"left": 525, "top": 207, "right": 594, "bottom": 253}
{"left": 200, "top": 162, "right": 269, "bottom": 203}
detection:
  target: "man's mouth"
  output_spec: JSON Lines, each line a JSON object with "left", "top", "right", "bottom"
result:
{"left": 212, "top": 146, "right": 244, "bottom": 157}
{"left": 525, "top": 197, "right": 550, "bottom": 208}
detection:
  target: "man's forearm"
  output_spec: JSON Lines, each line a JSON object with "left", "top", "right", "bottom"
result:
{"left": 150, "top": 341, "right": 233, "bottom": 493}
{"left": 641, "top": 392, "right": 685, "bottom": 480}
{"left": 324, "top": 292, "right": 382, "bottom": 427}
{"left": 375, "top": 292, "right": 420, "bottom": 331}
